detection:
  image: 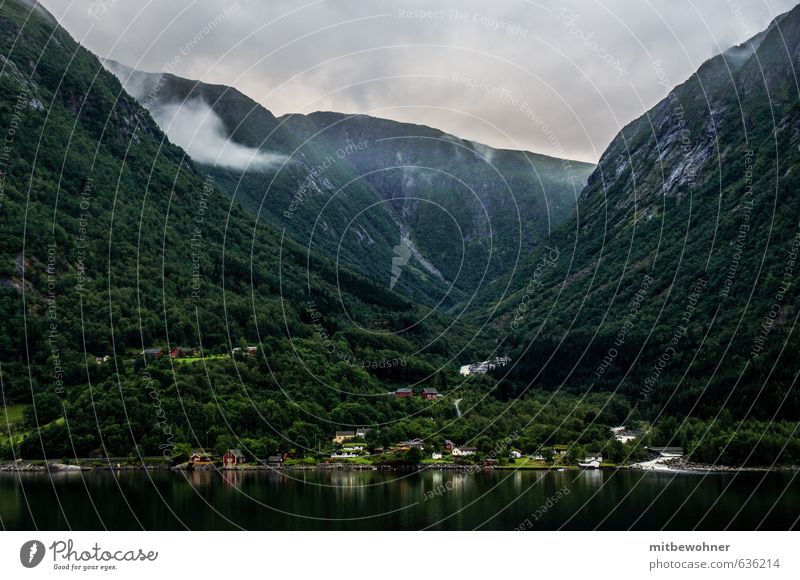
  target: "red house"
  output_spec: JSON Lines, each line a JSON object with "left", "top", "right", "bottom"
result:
{"left": 421, "top": 387, "right": 440, "bottom": 400}
{"left": 170, "top": 346, "right": 198, "bottom": 358}
{"left": 444, "top": 439, "right": 455, "bottom": 452}
{"left": 222, "top": 449, "right": 246, "bottom": 467}
{"left": 394, "top": 387, "right": 413, "bottom": 398}
{"left": 188, "top": 452, "right": 212, "bottom": 465}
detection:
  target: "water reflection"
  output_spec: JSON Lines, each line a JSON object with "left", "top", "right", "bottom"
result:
{"left": 0, "top": 469, "right": 796, "bottom": 530}
{"left": 221, "top": 470, "right": 241, "bottom": 490}
{"left": 579, "top": 469, "right": 605, "bottom": 488}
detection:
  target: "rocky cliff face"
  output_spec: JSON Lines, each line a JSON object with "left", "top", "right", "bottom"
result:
{"left": 581, "top": 9, "right": 794, "bottom": 224}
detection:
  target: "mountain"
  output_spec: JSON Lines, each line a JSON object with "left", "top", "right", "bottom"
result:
{"left": 493, "top": 5, "right": 800, "bottom": 426}
{"left": 103, "top": 62, "right": 594, "bottom": 309}
{"left": 0, "top": 0, "right": 479, "bottom": 458}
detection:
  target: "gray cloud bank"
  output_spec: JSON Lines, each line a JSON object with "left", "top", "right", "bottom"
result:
{"left": 41, "top": 0, "right": 799, "bottom": 163}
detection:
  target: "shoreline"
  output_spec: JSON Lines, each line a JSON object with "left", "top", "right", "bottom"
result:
{"left": 628, "top": 457, "right": 799, "bottom": 474}
{"left": 1, "top": 461, "right": 797, "bottom": 474}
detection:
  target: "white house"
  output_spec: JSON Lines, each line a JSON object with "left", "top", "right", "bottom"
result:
{"left": 452, "top": 446, "right": 476, "bottom": 457}
{"left": 431, "top": 452, "right": 443, "bottom": 460}
{"left": 509, "top": 450, "right": 522, "bottom": 459}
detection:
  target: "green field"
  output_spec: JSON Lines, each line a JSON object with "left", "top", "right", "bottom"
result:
{"left": 173, "top": 354, "right": 229, "bottom": 365}
{"left": 505, "top": 457, "right": 556, "bottom": 469}
{"left": 329, "top": 457, "right": 374, "bottom": 465}
{"left": 421, "top": 457, "right": 455, "bottom": 464}
{"left": 284, "top": 457, "right": 322, "bottom": 466}
{"left": 1, "top": 405, "right": 27, "bottom": 429}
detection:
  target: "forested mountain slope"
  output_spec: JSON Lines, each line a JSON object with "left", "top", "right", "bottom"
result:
{"left": 493, "top": 6, "right": 800, "bottom": 425}
{"left": 0, "top": 0, "right": 475, "bottom": 458}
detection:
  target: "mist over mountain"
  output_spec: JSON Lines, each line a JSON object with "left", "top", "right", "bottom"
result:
{"left": 103, "top": 61, "right": 594, "bottom": 311}
{"left": 104, "top": 60, "right": 288, "bottom": 172}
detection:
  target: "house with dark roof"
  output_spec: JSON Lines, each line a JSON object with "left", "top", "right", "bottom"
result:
{"left": 394, "top": 387, "right": 414, "bottom": 398}
{"left": 222, "top": 449, "right": 246, "bottom": 467}
{"left": 140, "top": 348, "right": 164, "bottom": 361}
{"left": 396, "top": 438, "right": 425, "bottom": 451}
{"left": 421, "top": 387, "right": 440, "bottom": 400}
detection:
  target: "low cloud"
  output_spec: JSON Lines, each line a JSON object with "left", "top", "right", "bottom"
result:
{"left": 151, "top": 99, "right": 288, "bottom": 171}
{"left": 105, "top": 60, "right": 286, "bottom": 171}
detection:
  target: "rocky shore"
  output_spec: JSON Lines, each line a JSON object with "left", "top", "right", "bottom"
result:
{"left": 647, "top": 457, "right": 799, "bottom": 473}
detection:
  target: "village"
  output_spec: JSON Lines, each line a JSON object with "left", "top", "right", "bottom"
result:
{"left": 183, "top": 430, "right": 612, "bottom": 471}
{"left": 180, "top": 407, "right": 659, "bottom": 471}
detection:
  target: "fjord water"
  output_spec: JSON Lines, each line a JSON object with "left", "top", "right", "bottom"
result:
{"left": 0, "top": 470, "right": 796, "bottom": 530}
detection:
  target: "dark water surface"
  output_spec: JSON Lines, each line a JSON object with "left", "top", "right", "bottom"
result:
{"left": 0, "top": 469, "right": 797, "bottom": 530}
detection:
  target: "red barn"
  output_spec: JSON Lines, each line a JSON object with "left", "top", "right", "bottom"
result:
{"left": 394, "top": 387, "right": 413, "bottom": 398}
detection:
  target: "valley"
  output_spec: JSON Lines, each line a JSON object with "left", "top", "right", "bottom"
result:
{"left": 0, "top": 0, "right": 799, "bottom": 489}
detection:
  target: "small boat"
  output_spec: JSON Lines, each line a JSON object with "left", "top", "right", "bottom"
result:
{"left": 578, "top": 460, "right": 600, "bottom": 469}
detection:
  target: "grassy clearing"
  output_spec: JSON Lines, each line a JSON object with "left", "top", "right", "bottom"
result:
{"left": 1, "top": 404, "right": 27, "bottom": 429}
{"left": 326, "top": 457, "right": 374, "bottom": 465}
{"left": 505, "top": 457, "right": 555, "bottom": 469}
{"left": 173, "top": 354, "right": 229, "bottom": 365}
{"left": 284, "top": 457, "right": 322, "bottom": 466}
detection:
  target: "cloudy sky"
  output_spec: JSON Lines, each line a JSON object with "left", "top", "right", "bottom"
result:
{"left": 40, "top": 0, "right": 798, "bottom": 163}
